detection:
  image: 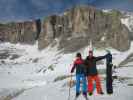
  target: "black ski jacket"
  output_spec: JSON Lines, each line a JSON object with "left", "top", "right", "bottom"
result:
{"left": 84, "top": 55, "right": 106, "bottom": 75}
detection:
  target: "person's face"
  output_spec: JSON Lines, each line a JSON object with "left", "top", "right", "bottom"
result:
{"left": 89, "top": 52, "right": 93, "bottom": 58}
{"left": 76, "top": 56, "right": 81, "bottom": 59}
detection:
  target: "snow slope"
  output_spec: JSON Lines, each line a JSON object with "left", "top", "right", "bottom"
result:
{"left": 0, "top": 42, "right": 133, "bottom": 100}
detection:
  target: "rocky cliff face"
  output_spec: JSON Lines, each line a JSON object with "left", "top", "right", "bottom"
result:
{"left": 0, "top": 5, "right": 131, "bottom": 53}
{"left": 0, "top": 19, "right": 41, "bottom": 44}
{"left": 38, "top": 5, "right": 130, "bottom": 52}
{"left": 121, "top": 12, "right": 133, "bottom": 40}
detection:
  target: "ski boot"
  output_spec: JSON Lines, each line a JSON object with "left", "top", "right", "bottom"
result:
{"left": 99, "top": 91, "right": 104, "bottom": 95}
{"left": 83, "top": 92, "right": 89, "bottom": 100}
{"left": 74, "top": 92, "right": 80, "bottom": 100}
{"left": 88, "top": 92, "right": 93, "bottom": 96}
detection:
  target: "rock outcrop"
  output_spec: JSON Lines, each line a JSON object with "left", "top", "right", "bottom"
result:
{"left": 0, "top": 5, "right": 131, "bottom": 53}
{"left": 38, "top": 6, "right": 131, "bottom": 52}
{"left": 0, "top": 19, "right": 41, "bottom": 44}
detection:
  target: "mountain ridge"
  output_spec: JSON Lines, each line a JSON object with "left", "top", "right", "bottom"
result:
{"left": 0, "top": 5, "right": 131, "bottom": 53}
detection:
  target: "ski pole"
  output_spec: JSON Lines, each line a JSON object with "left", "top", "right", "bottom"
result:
{"left": 68, "top": 73, "right": 72, "bottom": 100}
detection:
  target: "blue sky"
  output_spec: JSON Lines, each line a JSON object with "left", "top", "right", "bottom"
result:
{"left": 0, "top": 0, "right": 133, "bottom": 22}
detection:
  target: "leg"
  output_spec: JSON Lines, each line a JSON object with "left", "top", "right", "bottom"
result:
{"left": 94, "top": 75, "right": 103, "bottom": 94}
{"left": 88, "top": 76, "right": 93, "bottom": 94}
{"left": 81, "top": 75, "right": 88, "bottom": 100}
{"left": 93, "top": 81, "right": 96, "bottom": 92}
{"left": 81, "top": 75, "right": 87, "bottom": 95}
{"left": 76, "top": 74, "right": 81, "bottom": 97}
{"left": 82, "top": 75, "right": 87, "bottom": 93}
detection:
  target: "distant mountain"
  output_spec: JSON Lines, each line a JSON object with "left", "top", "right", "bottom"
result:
{"left": 90, "top": 0, "right": 133, "bottom": 11}
{"left": 0, "top": 0, "right": 133, "bottom": 22}
{"left": 0, "top": 5, "right": 131, "bottom": 52}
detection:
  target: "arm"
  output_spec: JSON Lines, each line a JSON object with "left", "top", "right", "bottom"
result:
{"left": 71, "top": 62, "right": 76, "bottom": 73}
{"left": 83, "top": 58, "right": 89, "bottom": 76}
{"left": 84, "top": 57, "right": 89, "bottom": 66}
{"left": 95, "top": 55, "right": 106, "bottom": 61}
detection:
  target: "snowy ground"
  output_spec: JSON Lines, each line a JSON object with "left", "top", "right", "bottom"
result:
{"left": 0, "top": 42, "right": 133, "bottom": 100}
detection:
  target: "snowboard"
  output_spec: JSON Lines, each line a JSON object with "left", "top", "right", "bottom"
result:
{"left": 106, "top": 63, "right": 113, "bottom": 94}
{"left": 105, "top": 51, "right": 113, "bottom": 94}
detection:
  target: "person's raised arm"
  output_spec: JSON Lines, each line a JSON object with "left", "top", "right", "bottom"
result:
{"left": 95, "top": 55, "right": 106, "bottom": 61}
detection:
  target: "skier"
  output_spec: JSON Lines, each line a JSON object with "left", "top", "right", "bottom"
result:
{"left": 71, "top": 52, "right": 88, "bottom": 99}
{"left": 84, "top": 50, "right": 106, "bottom": 96}
{"left": 106, "top": 50, "right": 113, "bottom": 94}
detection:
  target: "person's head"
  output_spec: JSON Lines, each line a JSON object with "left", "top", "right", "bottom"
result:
{"left": 76, "top": 52, "right": 82, "bottom": 59}
{"left": 89, "top": 50, "right": 93, "bottom": 58}
{"left": 106, "top": 49, "right": 111, "bottom": 54}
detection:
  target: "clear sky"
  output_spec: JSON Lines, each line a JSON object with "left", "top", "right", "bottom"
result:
{"left": 0, "top": 0, "right": 133, "bottom": 21}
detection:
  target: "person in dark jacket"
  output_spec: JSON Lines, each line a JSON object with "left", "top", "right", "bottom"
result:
{"left": 71, "top": 52, "right": 87, "bottom": 98}
{"left": 84, "top": 50, "right": 106, "bottom": 95}
{"left": 106, "top": 50, "right": 113, "bottom": 94}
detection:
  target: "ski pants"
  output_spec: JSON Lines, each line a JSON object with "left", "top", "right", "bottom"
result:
{"left": 87, "top": 75, "right": 103, "bottom": 94}
{"left": 76, "top": 74, "right": 87, "bottom": 93}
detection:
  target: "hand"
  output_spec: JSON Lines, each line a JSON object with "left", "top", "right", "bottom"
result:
{"left": 71, "top": 70, "right": 73, "bottom": 73}
{"left": 69, "top": 80, "right": 75, "bottom": 88}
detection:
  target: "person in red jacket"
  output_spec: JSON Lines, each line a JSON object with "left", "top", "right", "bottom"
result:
{"left": 84, "top": 50, "right": 106, "bottom": 95}
{"left": 71, "top": 52, "right": 87, "bottom": 99}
